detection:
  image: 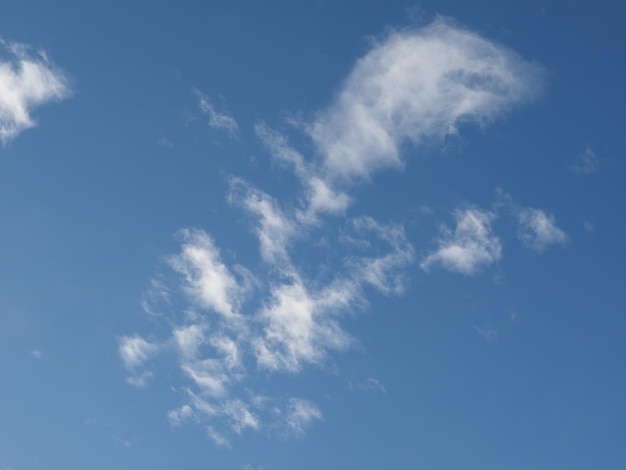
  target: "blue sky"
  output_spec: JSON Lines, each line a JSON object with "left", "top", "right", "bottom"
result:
{"left": 1, "top": 1, "right": 625, "bottom": 468}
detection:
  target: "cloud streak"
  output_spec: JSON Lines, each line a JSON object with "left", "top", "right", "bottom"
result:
{"left": 0, "top": 39, "right": 71, "bottom": 144}
{"left": 194, "top": 89, "right": 239, "bottom": 138}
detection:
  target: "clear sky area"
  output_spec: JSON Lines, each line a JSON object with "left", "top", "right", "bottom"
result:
{"left": 1, "top": 1, "right": 625, "bottom": 469}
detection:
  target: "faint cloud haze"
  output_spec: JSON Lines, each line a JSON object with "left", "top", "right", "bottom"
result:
{"left": 571, "top": 146, "right": 599, "bottom": 174}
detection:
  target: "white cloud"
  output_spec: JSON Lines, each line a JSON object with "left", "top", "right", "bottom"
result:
{"left": 125, "top": 371, "right": 154, "bottom": 388}
{"left": 168, "top": 404, "right": 194, "bottom": 427}
{"left": 194, "top": 89, "right": 239, "bottom": 138}
{"left": 223, "top": 399, "right": 260, "bottom": 434}
{"left": 114, "top": 435, "right": 138, "bottom": 448}
{"left": 118, "top": 17, "right": 548, "bottom": 444}
{"left": 349, "top": 377, "right": 387, "bottom": 394}
{"left": 308, "top": 17, "right": 543, "bottom": 183}
{"left": 0, "top": 39, "right": 71, "bottom": 144}
{"left": 173, "top": 326, "right": 246, "bottom": 400}
{"left": 421, "top": 207, "right": 501, "bottom": 275}
{"left": 118, "top": 335, "right": 160, "bottom": 387}
{"left": 228, "top": 178, "right": 298, "bottom": 265}
{"left": 173, "top": 323, "right": 207, "bottom": 359}
{"left": 255, "top": 121, "right": 307, "bottom": 176}
{"left": 281, "top": 398, "right": 323, "bottom": 436}
{"left": 30, "top": 349, "right": 42, "bottom": 359}
{"left": 366, "top": 377, "right": 387, "bottom": 394}
{"left": 118, "top": 335, "right": 159, "bottom": 370}
{"left": 348, "top": 217, "right": 414, "bottom": 295}
{"left": 157, "top": 137, "right": 174, "bottom": 148}
{"left": 571, "top": 146, "right": 599, "bottom": 174}
{"left": 206, "top": 426, "right": 231, "bottom": 447}
{"left": 253, "top": 275, "right": 355, "bottom": 373}
{"left": 181, "top": 360, "right": 231, "bottom": 398}
{"left": 168, "top": 229, "right": 245, "bottom": 318}
{"left": 140, "top": 277, "right": 171, "bottom": 319}
{"left": 517, "top": 207, "right": 567, "bottom": 251}
{"left": 255, "top": 122, "right": 352, "bottom": 220}
{"left": 492, "top": 190, "right": 567, "bottom": 253}
{"left": 473, "top": 325, "right": 498, "bottom": 344}
{"left": 129, "top": 212, "right": 411, "bottom": 442}
{"left": 253, "top": 19, "right": 542, "bottom": 224}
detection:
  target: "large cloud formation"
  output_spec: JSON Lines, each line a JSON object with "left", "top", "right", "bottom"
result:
{"left": 308, "top": 18, "right": 542, "bottom": 183}
{"left": 119, "top": 18, "right": 547, "bottom": 445}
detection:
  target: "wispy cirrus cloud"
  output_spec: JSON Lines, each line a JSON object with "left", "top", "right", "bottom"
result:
{"left": 570, "top": 146, "right": 599, "bottom": 174}
{"left": 194, "top": 89, "right": 239, "bottom": 138}
{"left": 30, "top": 349, "right": 43, "bottom": 359}
{"left": 228, "top": 178, "right": 299, "bottom": 266}
{"left": 421, "top": 207, "right": 501, "bottom": 275}
{"left": 0, "top": 39, "right": 71, "bottom": 144}
{"left": 516, "top": 207, "right": 567, "bottom": 251}
{"left": 279, "top": 398, "right": 323, "bottom": 437}
{"left": 494, "top": 189, "right": 568, "bottom": 253}
{"left": 347, "top": 216, "right": 414, "bottom": 294}
{"left": 255, "top": 121, "right": 352, "bottom": 221}
{"left": 118, "top": 335, "right": 160, "bottom": 386}
{"left": 473, "top": 325, "right": 498, "bottom": 344}
{"left": 120, "top": 17, "right": 548, "bottom": 445}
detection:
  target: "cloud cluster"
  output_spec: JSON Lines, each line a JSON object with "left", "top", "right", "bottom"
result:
{"left": 0, "top": 39, "right": 70, "bottom": 144}
{"left": 419, "top": 196, "right": 568, "bottom": 274}
{"left": 119, "top": 18, "right": 550, "bottom": 445}
{"left": 121, "top": 216, "right": 409, "bottom": 444}
{"left": 421, "top": 208, "right": 501, "bottom": 275}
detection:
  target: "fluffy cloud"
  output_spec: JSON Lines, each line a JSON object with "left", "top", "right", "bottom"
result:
{"left": 122, "top": 212, "right": 411, "bottom": 443}
{"left": 421, "top": 208, "right": 501, "bottom": 275}
{"left": 168, "top": 229, "right": 246, "bottom": 318}
{"left": 517, "top": 207, "right": 567, "bottom": 251}
{"left": 0, "top": 39, "right": 70, "bottom": 144}
{"left": 256, "top": 18, "right": 542, "bottom": 223}
{"left": 253, "top": 276, "right": 356, "bottom": 373}
{"left": 308, "top": 17, "right": 543, "bottom": 183}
